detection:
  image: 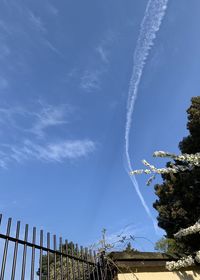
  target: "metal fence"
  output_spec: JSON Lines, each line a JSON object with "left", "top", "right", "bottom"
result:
{"left": 0, "top": 214, "right": 115, "bottom": 280}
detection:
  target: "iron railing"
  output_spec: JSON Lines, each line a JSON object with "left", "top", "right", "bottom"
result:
{"left": 0, "top": 214, "right": 115, "bottom": 280}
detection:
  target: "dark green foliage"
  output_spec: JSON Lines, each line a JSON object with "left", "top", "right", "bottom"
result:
{"left": 153, "top": 96, "right": 200, "bottom": 253}
{"left": 179, "top": 97, "right": 200, "bottom": 154}
{"left": 36, "top": 242, "right": 82, "bottom": 279}
{"left": 155, "top": 237, "right": 181, "bottom": 254}
{"left": 123, "top": 242, "right": 138, "bottom": 253}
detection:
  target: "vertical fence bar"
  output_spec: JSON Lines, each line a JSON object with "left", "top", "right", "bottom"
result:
{"left": 53, "top": 235, "right": 57, "bottom": 280}
{"left": 0, "top": 214, "right": 2, "bottom": 227}
{"left": 71, "top": 243, "right": 76, "bottom": 280}
{"left": 30, "top": 227, "right": 36, "bottom": 280}
{"left": 89, "top": 249, "right": 96, "bottom": 280}
{"left": 65, "top": 240, "right": 70, "bottom": 280}
{"left": 76, "top": 244, "right": 81, "bottom": 280}
{"left": 85, "top": 248, "right": 90, "bottom": 280}
{"left": 59, "top": 237, "right": 63, "bottom": 280}
{"left": 47, "top": 232, "right": 50, "bottom": 280}
{"left": 80, "top": 246, "right": 85, "bottom": 280}
{"left": 0, "top": 217, "right": 12, "bottom": 280}
{"left": 97, "top": 253, "right": 102, "bottom": 280}
{"left": 99, "top": 253, "right": 104, "bottom": 280}
{"left": 39, "top": 230, "right": 43, "bottom": 280}
{"left": 0, "top": 214, "right": 110, "bottom": 280}
{"left": 11, "top": 221, "right": 21, "bottom": 280}
{"left": 21, "top": 224, "right": 29, "bottom": 280}
{"left": 93, "top": 252, "right": 100, "bottom": 280}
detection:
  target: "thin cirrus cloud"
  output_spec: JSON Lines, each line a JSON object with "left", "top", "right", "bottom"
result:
{"left": 93, "top": 223, "right": 150, "bottom": 251}
{"left": 0, "top": 19, "right": 11, "bottom": 34}
{"left": 0, "top": 139, "right": 95, "bottom": 168}
{"left": 80, "top": 31, "right": 115, "bottom": 93}
{"left": 47, "top": 3, "right": 59, "bottom": 16}
{"left": 0, "top": 103, "right": 96, "bottom": 168}
{"left": 29, "top": 103, "right": 70, "bottom": 138}
{"left": 80, "top": 70, "right": 101, "bottom": 92}
{"left": 95, "top": 30, "right": 115, "bottom": 64}
{"left": 42, "top": 39, "right": 62, "bottom": 56}
{"left": 0, "top": 104, "right": 70, "bottom": 138}
{"left": 0, "top": 44, "right": 10, "bottom": 60}
{"left": 96, "top": 45, "right": 109, "bottom": 64}
{"left": 0, "top": 76, "right": 8, "bottom": 90}
{"left": 28, "top": 10, "right": 46, "bottom": 33}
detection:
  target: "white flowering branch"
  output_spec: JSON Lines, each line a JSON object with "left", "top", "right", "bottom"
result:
{"left": 195, "top": 251, "right": 200, "bottom": 263}
{"left": 129, "top": 150, "right": 200, "bottom": 270}
{"left": 165, "top": 220, "right": 200, "bottom": 271}
{"left": 174, "top": 221, "right": 200, "bottom": 239}
{"left": 166, "top": 250, "right": 200, "bottom": 271}
{"left": 130, "top": 151, "right": 200, "bottom": 185}
{"left": 166, "top": 255, "right": 195, "bottom": 271}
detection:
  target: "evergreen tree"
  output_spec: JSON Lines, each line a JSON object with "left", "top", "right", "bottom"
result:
{"left": 123, "top": 242, "right": 138, "bottom": 253}
{"left": 153, "top": 96, "right": 200, "bottom": 253}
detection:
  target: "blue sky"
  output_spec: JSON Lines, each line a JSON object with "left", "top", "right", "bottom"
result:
{"left": 0, "top": 0, "right": 200, "bottom": 252}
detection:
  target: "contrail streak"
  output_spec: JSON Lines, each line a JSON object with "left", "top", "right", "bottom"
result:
{"left": 125, "top": 0, "right": 169, "bottom": 228}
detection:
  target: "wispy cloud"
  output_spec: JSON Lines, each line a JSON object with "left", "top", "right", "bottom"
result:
{"left": 47, "top": 3, "right": 59, "bottom": 16}
{"left": 80, "top": 30, "right": 116, "bottom": 93}
{"left": 0, "top": 106, "right": 30, "bottom": 127}
{"left": 80, "top": 70, "right": 101, "bottom": 92}
{"left": 42, "top": 39, "right": 62, "bottom": 56}
{"left": 29, "top": 103, "right": 70, "bottom": 138}
{"left": 28, "top": 11, "right": 46, "bottom": 33}
{"left": 0, "top": 102, "right": 96, "bottom": 167}
{"left": 95, "top": 30, "right": 115, "bottom": 64}
{"left": 92, "top": 223, "right": 153, "bottom": 251}
{"left": 0, "top": 19, "right": 11, "bottom": 34}
{"left": 0, "top": 44, "right": 10, "bottom": 60}
{"left": 65, "top": 68, "right": 78, "bottom": 83}
{"left": 0, "top": 139, "right": 95, "bottom": 167}
{"left": 96, "top": 46, "right": 108, "bottom": 63}
{"left": 0, "top": 103, "right": 71, "bottom": 138}
{"left": 0, "top": 76, "right": 9, "bottom": 89}
{"left": 105, "top": 224, "right": 140, "bottom": 246}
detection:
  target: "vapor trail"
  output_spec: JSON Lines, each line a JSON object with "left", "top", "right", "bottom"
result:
{"left": 125, "top": 0, "right": 168, "bottom": 226}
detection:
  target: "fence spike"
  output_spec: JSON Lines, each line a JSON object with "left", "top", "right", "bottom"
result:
{"left": 39, "top": 230, "right": 43, "bottom": 280}
{"left": 11, "top": 221, "right": 21, "bottom": 280}
{"left": 76, "top": 244, "right": 81, "bottom": 279}
{"left": 0, "top": 214, "right": 2, "bottom": 228}
{"left": 30, "top": 227, "right": 36, "bottom": 280}
{"left": 59, "top": 237, "right": 63, "bottom": 280}
{"left": 47, "top": 232, "right": 50, "bottom": 280}
{"left": 21, "top": 223, "right": 29, "bottom": 280}
{"left": 65, "top": 240, "right": 70, "bottom": 280}
{"left": 0, "top": 217, "right": 12, "bottom": 280}
{"left": 0, "top": 215, "right": 113, "bottom": 280}
{"left": 94, "top": 251, "right": 100, "bottom": 280}
{"left": 53, "top": 235, "right": 57, "bottom": 280}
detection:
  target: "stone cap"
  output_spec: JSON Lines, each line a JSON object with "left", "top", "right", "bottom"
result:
{"left": 108, "top": 252, "right": 188, "bottom": 273}
{"left": 109, "top": 251, "right": 181, "bottom": 261}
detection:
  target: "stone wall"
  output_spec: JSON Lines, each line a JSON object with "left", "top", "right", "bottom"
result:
{"left": 110, "top": 251, "right": 200, "bottom": 280}
{"left": 118, "top": 270, "right": 200, "bottom": 280}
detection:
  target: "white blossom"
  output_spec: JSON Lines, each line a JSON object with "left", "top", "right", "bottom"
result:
{"left": 130, "top": 169, "right": 151, "bottom": 175}
{"left": 174, "top": 221, "right": 200, "bottom": 239}
{"left": 166, "top": 223, "right": 200, "bottom": 271}
{"left": 153, "top": 151, "right": 177, "bottom": 159}
{"left": 130, "top": 151, "right": 200, "bottom": 185}
{"left": 195, "top": 250, "right": 200, "bottom": 263}
{"left": 166, "top": 255, "right": 194, "bottom": 271}
{"left": 153, "top": 151, "right": 200, "bottom": 166}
